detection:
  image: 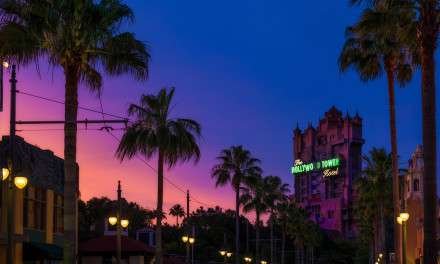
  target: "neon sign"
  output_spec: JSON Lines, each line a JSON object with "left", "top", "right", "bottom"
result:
{"left": 291, "top": 158, "right": 340, "bottom": 174}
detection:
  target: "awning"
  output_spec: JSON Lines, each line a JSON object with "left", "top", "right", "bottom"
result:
{"left": 23, "top": 242, "right": 63, "bottom": 260}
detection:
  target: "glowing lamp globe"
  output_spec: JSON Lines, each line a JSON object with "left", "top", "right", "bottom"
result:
{"left": 396, "top": 216, "right": 403, "bottom": 225}
{"left": 3, "top": 61, "right": 9, "bottom": 68}
{"left": 400, "top": 212, "right": 410, "bottom": 222}
{"left": 188, "top": 237, "right": 195, "bottom": 244}
{"left": 226, "top": 252, "right": 232, "bottom": 258}
{"left": 219, "top": 250, "right": 226, "bottom": 256}
{"left": 121, "top": 219, "right": 129, "bottom": 228}
{"left": 182, "top": 235, "right": 189, "bottom": 243}
{"left": 108, "top": 216, "right": 117, "bottom": 226}
{"left": 379, "top": 253, "right": 383, "bottom": 258}
{"left": 2, "top": 168, "right": 9, "bottom": 181}
{"left": 14, "top": 176, "right": 27, "bottom": 189}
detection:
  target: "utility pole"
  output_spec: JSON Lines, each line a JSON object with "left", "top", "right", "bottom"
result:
{"left": 6, "top": 65, "right": 17, "bottom": 264}
{"left": 117, "top": 181, "right": 122, "bottom": 264}
{"left": 192, "top": 225, "right": 195, "bottom": 264}
{"left": 186, "top": 190, "right": 190, "bottom": 264}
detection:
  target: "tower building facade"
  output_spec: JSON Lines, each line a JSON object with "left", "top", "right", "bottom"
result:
{"left": 292, "top": 106, "right": 364, "bottom": 238}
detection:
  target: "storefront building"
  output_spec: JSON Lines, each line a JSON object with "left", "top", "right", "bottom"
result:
{"left": 0, "top": 136, "right": 64, "bottom": 263}
{"left": 292, "top": 107, "right": 364, "bottom": 238}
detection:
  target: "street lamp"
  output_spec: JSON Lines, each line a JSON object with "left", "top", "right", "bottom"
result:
{"left": 14, "top": 176, "right": 27, "bottom": 189}
{"left": 219, "top": 250, "right": 227, "bottom": 256}
{"left": 109, "top": 181, "right": 129, "bottom": 264}
{"left": 260, "top": 261, "right": 268, "bottom": 264}
{"left": 244, "top": 256, "right": 252, "bottom": 263}
{"left": 397, "top": 212, "right": 410, "bottom": 264}
{"left": 182, "top": 234, "right": 195, "bottom": 264}
{"left": 2, "top": 167, "right": 28, "bottom": 189}
{"left": 108, "top": 216, "right": 118, "bottom": 226}
{"left": 226, "top": 252, "right": 232, "bottom": 258}
{"left": 120, "top": 219, "right": 129, "bottom": 228}
{"left": 2, "top": 167, "right": 9, "bottom": 180}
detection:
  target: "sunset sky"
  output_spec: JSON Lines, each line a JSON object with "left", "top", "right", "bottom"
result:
{"left": 0, "top": 1, "right": 434, "bottom": 217}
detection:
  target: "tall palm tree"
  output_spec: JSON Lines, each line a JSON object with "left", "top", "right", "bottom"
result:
{"left": 408, "top": 1, "right": 439, "bottom": 263}
{"left": 211, "top": 146, "right": 262, "bottom": 264}
{"left": 263, "top": 176, "right": 289, "bottom": 264}
{"left": 240, "top": 174, "right": 268, "bottom": 264}
{"left": 339, "top": 5, "right": 416, "bottom": 262}
{"left": 116, "top": 88, "right": 201, "bottom": 264}
{"left": 169, "top": 204, "right": 185, "bottom": 226}
{"left": 355, "top": 148, "right": 393, "bottom": 262}
{"left": 0, "top": 0, "right": 150, "bottom": 261}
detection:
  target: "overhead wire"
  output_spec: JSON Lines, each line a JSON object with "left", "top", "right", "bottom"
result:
{"left": 15, "top": 89, "right": 219, "bottom": 208}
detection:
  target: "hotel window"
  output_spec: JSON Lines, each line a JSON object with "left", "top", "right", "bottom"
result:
{"left": 53, "top": 194, "right": 64, "bottom": 233}
{"left": 24, "top": 186, "right": 46, "bottom": 230}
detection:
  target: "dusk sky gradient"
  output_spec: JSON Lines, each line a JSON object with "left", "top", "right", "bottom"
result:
{"left": 0, "top": 1, "right": 437, "bottom": 218}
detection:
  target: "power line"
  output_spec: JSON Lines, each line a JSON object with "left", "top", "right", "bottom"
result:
{"left": 18, "top": 90, "right": 130, "bottom": 121}
{"left": 16, "top": 89, "right": 217, "bottom": 208}
{"left": 106, "top": 130, "right": 215, "bottom": 207}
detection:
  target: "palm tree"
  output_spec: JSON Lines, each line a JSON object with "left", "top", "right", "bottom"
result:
{"left": 275, "top": 199, "right": 290, "bottom": 264}
{"left": 355, "top": 148, "right": 393, "bottom": 262}
{"left": 240, "top": 174, "right": 268, "bottom": 264}
{"left": 0, "top": 0, "right": 150, "bottom": 261}
{"left": 169, "top": 204, "right": 185, "bottom": 226}
{"left": 349, "top": 0, "right": 439, "bottom": 262}
{"left": 339, "top": 5, "right": 416, "bottom": 262}
{"left": 263, "top": 176, "right": 289, "bottom": 264}
{"left": 211, "top": 146, "right": 262, "bottom": 264}
{"left": 116, "top": 88, "right": 201, "bottom": 264}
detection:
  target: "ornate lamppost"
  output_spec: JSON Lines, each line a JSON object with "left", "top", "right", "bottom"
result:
{"left": 108, "top": 181, "right": 129, "bottom": 264}
{"left": 397, "top": 212, "right": 410, "bottom": 264}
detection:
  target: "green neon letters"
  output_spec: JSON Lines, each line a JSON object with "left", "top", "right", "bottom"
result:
{"left": 291, "top": 158, "right": 340, "bottom": 174}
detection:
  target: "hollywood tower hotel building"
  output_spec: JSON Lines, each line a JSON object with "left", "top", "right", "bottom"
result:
{"left": 292, "top": 107, "right": 364, "bottom": 238}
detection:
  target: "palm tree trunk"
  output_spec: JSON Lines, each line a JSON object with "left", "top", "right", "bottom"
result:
{"left": 256, "top": 211, "right": 260, "bottom": 264}
{"left": 156, "top": 151, "right": 164, "bottom": 264}
{"left": 63, "top": 64, "right": 80, "bottom": 264}
{"left": 385, "top": 64, "right": 400, "bottom": 264}
{"left": 177, "top": 216, "right": 179, "bottom": 226}
{"left": 281, "top": 226, "right": 286, "bottom": 264}
{"left": 420, "top": 7, "right": 438, "bottom": 263}
{"left": 270, "top": 215, "right": 274, "bottom": 264}
{"left": 235, "top": 187, "right": 240, "bottom": 264}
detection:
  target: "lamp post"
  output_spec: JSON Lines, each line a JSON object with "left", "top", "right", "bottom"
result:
{"left": 108, "top": 181, "right": 129, "bottom": 264}
{"left": 397, "top": 212, "right": 409, "bottom": 264}
{"left": 219, "top": 250, "right": 227, "bottom": 263}
{"left": 182, "top": 233, "right": 195, "bottom": 264}
{"left": 2, "top": 64, "right": 28, "bottom": 264}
